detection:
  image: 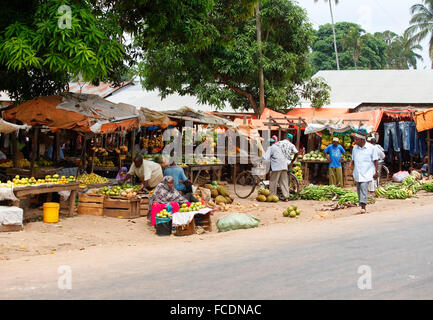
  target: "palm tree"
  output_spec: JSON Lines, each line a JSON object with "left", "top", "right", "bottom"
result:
{"left": 398, "top": 34, "right": 424, "bottom": 69}
{"left": 405, "top": 0, "right": 433, "bottom": 68}
{"left": 342, "top": 27, "right": 365, "bottom": 68}
{"left": 315, "top": 0, "right": 340, "bottom": 70}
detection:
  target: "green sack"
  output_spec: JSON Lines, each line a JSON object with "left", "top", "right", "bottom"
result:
{"left": 216, "top": 213, "right": 261, "bottom": 233}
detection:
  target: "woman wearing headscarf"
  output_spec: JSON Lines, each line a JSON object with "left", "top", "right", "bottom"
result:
{"left": 152, "top": 176, "right": 188, "bottom": 204}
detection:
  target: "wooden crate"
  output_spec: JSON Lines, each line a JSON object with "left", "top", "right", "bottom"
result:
{"left": 194, "top": 213, "right": 212, "bottom": 232}
{"left": 103, "top": 197, "right": 140, "bottom": 219}
{"left": 139, "top": 196, "right": 150, "bottom": 217}
{"left": 175, "top": 219, "right": 196, "bottom": 236}
{"left": 78, "top": 193, "right": 104, "bottom": 216}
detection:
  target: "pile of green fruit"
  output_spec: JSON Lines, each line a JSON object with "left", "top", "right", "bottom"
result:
{"left": 256, "top": 187, "right": 279, "bottom": 202}
{"left": 422, "top": 182, "right": 433, "bottom": 192}
{"left": 299, "top": 185, "right": 347, "bottom": 201}
{"left": 300, "top": 185, "right": 367, "bottom": 206}
{"left": 157, "top": 209, "right": 172, "bottom": 219}
{"left": 178, "top": 202, "right": 206, "bottom": 212}
{"left": 204, "top": 181, "right": 234, "bottom": 205}
{"left": 342, "top": 152, "right": 352, "bottom": 162}
{"left": 282, "top": 205, "right": 301, "bottom": 218}
{"left": 302, "top": 150, "right": 329, "bottom": 162}
{"left": 97, "top": 184, "right": 140, "bottom": 197}
{"left": 375, "top": 176, "right": 422, "bottom": 199}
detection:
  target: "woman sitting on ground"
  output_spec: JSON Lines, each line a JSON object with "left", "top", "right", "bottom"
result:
{"left": 151, "top": 176, "right": 189, "bottom": 205}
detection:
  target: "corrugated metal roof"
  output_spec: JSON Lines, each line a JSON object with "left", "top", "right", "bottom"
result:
{"left": 105, "top": 81, "right": 238, "bottom": 113}
{"left": 311, "top": 70, "right": 433, "bottom": 107}
{"left": 68, "top": 81, "right": 132, "bottom": 98}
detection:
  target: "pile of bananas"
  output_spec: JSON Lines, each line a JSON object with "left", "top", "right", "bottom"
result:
{"left": 101, "top": 161, "right": 115, "bottom": 167}
{"left": 0, "top": 160, "right": 13, "bottom": 168}
{"left": 148, "top": 135, "right": 163, "bottom": 149}
{"left": 18, "top": 159, "right": 35, "bottom": 168}
{"left": 37, "top": 159, "right": 53, "bottom": 167}
{"left": 88, "top": 156, "right": 102, "bottom": 166}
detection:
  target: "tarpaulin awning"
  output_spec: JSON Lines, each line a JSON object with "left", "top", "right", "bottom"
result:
{"left": 2, "top": 94, "right": 139, "bottom": 134}
{"left": 163, "top": 107, "right": 238, "bottom": 128}
{"left": 260, "top": 107, "right": 350, "bottom": 122}
{"left": 138, "top": 107, "right": 177, "bottom": 128}
{"left": 0, "top": 118, "right": 30, "bottom": 133}
{"left": 414, "top": 108, "right": 433, "bottom": 132}
{"left": 304, "top": 110, "right": 383, "bottom": 134}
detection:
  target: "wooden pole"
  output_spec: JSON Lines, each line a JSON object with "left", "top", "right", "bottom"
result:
{"left": 12, "top": 133, "right": 18, "bottom": 168}
{"left": 30, "top": 127, "right": 39, "bottom": 177}
{"left": 296, "top": 117, "right": 301, "bottom": 151}
{"left": 131, "top": 130, "right": 136, "bottom": 158}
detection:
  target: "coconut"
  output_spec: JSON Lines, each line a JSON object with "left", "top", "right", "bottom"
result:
{"left": 260, "top": 189, "right": 270, "bottom": 196}
{"left": 266, "top": 195, "right": 273, "bottom": 202}
{"left": 256, "top": 195, "right": 266, "bottom": 202}
{"left": 211, "top": 189, "right": 219, "bottom": 198}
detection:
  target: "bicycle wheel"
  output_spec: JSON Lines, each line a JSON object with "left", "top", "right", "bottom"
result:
{"left": 234, "top": 171, "right": 257, "bottom": 199}
{"left": 288, "top": 173, "right": 300, "bottom": 196}
{"left": 378, "top": 165, "right": 390, "bottom": 186}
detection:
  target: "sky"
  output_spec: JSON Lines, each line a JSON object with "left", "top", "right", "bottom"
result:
{"left": 297, "top": 0, "right": 430, "bottom": 69}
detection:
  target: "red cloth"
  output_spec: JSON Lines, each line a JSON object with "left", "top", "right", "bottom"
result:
{"left": 151, "top": 202, "right": 167, "bottom": 226}
{"left": 151, "top": 201, "right": 181, "bottom": 226}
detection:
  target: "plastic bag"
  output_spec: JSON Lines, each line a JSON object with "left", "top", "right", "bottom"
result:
{"left": 392, "top": 171, "right": 410, "bottom": 183}
{"left": 199, "top": 187, "right": 212, "bottom": 204}
{"left": 216, "top": 213, "right": 261, "bottom": 233}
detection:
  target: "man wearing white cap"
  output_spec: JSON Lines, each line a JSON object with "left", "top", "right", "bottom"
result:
{"left": 351, "top": 131, "right": 379, "bottom": 214}
{"left": 323, "top": 137, "right": 345, "bottom": 187}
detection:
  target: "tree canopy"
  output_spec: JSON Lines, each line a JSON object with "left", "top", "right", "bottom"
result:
{"left": 311, "top": 22, "right": 387, "bottom": 73}
{"left": 137, "top": 0, "right": 330, "bottom": 116}
{"left": 0, "top": 0, "right": 128, "bottom": 102}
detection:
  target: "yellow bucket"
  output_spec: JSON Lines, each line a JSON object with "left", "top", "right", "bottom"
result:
{"left": 43, "top": 202, "right": 60, "bottom": 223}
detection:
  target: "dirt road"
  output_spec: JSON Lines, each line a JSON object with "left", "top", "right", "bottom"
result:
{"left": 2, "top": 186, "right": 433, "bottom": 262}
{"left": 1, "top": 201, "right": 433, "bottom": 299}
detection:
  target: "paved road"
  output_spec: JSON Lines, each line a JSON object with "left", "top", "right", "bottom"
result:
{"left": 1, "top": 204, "right": 433, "bottom": 299}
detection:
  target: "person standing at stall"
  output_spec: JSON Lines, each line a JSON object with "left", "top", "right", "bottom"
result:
{"left": 276, "top": 133, "right": 299, "bottom": 167}
{"left": 124, "top": 154, "right": 163, "bottom": 191}
{"left": 323, "top": 137, "right": 345, "bottom": 187}
{"left": 263, "top": 138, "right": 290, "bottom": 201}
{"left": 350, "top": 132, "right": 379, "bottom": 214}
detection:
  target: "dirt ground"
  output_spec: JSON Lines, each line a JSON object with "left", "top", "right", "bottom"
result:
{"left": 1, "top": 184, "right": 433, "bottom": 262}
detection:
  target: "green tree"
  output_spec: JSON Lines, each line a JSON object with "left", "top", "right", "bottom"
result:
{"left": 405, "top": 0, "right": 433, "bottom": 68}
{"left": 0, "top": 0, "right": 126, "bottom": 102}
{"left": 375, "top": 31, "right": 423, "bottom": 69}
{"left": 311, "top": 22, "right": 387, "bottom": 72}
{"left": 137, "top": 0, "right": 330, "bottom": 116}
{"left": 342, "top": 26, "right": 365, "bottom": 68}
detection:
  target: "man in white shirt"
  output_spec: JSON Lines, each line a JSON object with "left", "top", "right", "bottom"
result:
{"left": 125, "top": 155, "right": 163, "bottom": 190}
{"left": 263, "top": 138, "right": 290, "bottom": 201}
{"left": 350, "top": 132, "right": 379, "bottom": 214}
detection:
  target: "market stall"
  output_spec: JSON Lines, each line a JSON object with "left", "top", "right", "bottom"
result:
{"left": 302, "top": 115, "right": 377, "bottom": 187}
{"left": 0, "top": 93, "right": 141, "bottom": 223}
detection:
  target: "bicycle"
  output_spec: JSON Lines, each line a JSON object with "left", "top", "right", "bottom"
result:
{"left": 234, "top": 162, "right": 300, "bottom": 199}
{"left": 377, "top": 162, "right": 390, "bottom": 186}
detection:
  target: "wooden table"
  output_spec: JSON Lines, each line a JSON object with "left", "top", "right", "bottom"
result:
{"left": 184, "top": 164, "right": 224, "bottom": 185}
{"left": 12, "top": 182, "right": 80, "bottom": 217}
